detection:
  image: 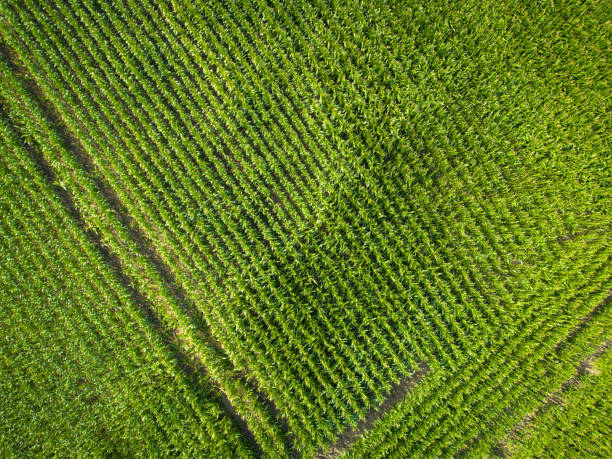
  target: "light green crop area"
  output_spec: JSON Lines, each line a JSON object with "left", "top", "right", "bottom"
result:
{"left": 0, "top": 0, "right": 609, "bottom": 457}
{"left": 504, "top": 346, "right": 611, "bottom": 458}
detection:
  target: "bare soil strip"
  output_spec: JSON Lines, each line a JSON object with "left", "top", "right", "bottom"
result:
{"left": 494, "top": 339, "right": 611, "bottom": 457}
{"left": 555, "top": 290, "right": 611, "bottom": 354}
{"left": 316, "top": 362, "right": 430, "bottom": 459}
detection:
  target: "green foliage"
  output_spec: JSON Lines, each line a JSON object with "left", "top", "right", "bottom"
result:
{"left": 0, "top": 111, "right": 252, "bottom": 456}
{"left": 0, "top": 0, "right": 609, "bottom": 457}
{"left": 506, "top": 348, "right": 611, "bottom": 458}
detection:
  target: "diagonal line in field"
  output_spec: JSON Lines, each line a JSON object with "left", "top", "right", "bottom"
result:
{"left": 493, "top": 339, "right": 611, "bottom": 457}
{"left": 0, "top": 44, "right": 272, "bottom": 456}
{"left": 316, "top": 362, "right": 430, "bottom": 459}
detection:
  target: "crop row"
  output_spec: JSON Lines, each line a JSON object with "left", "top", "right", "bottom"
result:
{"left": 324, "top": 0, "right": 611, "bottom": 454}
{"left": 0, "top": 109, "right": 252, "bottom": 456}
{"left": 0, "top": 4, "right": 342, "bottom": 452}
{"left": 505, "top": 346, "right": 611, "bottom": 457}
{"left": 1, "top": 0, "right": 609, "bottom": 456}
{"left": 0, "top": 0, "right": 486, "bottom": 453}
{"left": 0, "top": 35, "right": 288, "bottom": 455}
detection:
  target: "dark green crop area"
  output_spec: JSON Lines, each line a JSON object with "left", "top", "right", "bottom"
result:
{"left": 0, "top": 0, "right": 610, "bottom": 457}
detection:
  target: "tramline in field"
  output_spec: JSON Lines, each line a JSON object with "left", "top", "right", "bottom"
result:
{"left": 0, "top": 0, "right": 610, "bottom": 457}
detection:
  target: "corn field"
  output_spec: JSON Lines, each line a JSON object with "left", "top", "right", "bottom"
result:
{"left": 0, "top": 0, "right": 610, "bottom": 457}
